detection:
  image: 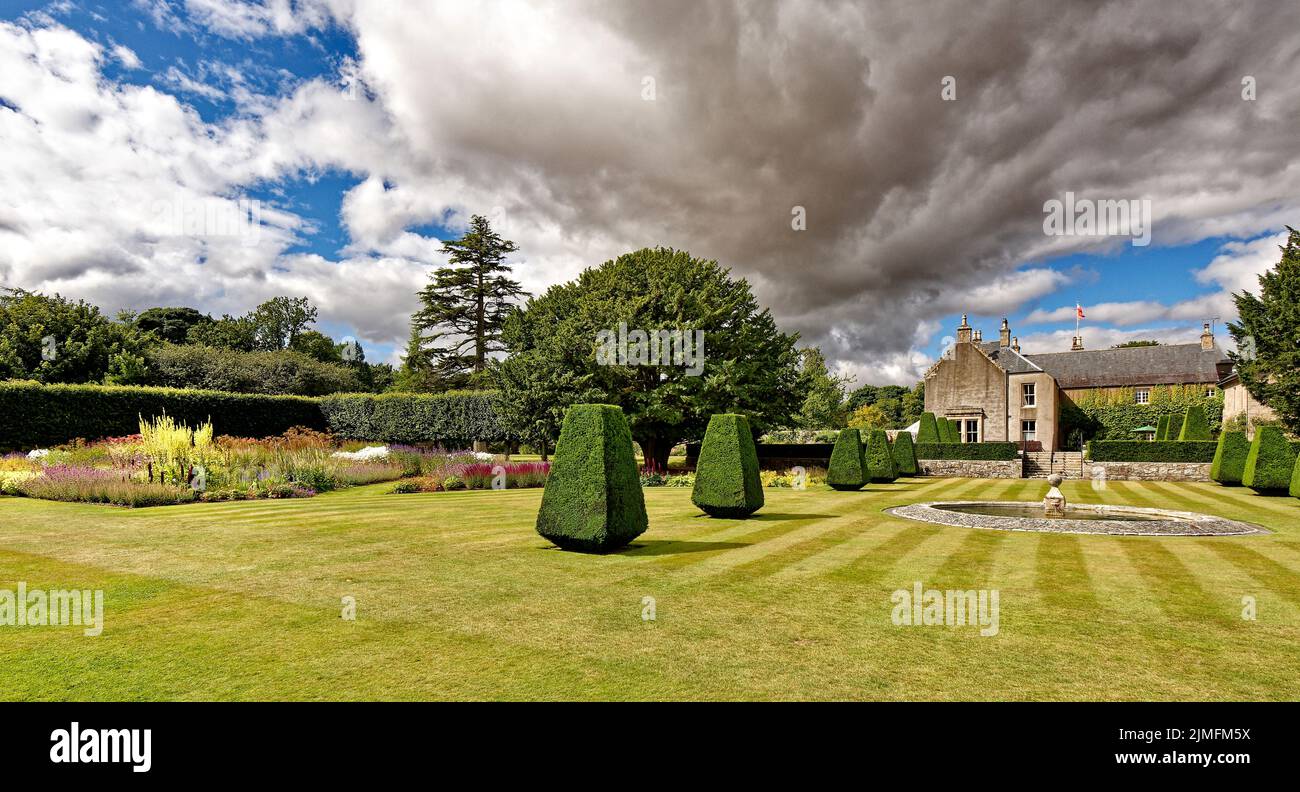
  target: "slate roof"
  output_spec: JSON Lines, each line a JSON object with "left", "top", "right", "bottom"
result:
{"left": 978, "top": 342, "right": 1043, "bottom": 374}
{"left": 1023, "top": 343, "right": 1230, "bottom": 388}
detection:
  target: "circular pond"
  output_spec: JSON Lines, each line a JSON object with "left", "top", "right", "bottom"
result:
{"left": 885, "top": 501, "right": 1268, "bottom": 537}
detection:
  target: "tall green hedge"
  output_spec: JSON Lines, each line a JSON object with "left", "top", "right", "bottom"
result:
{"left": 915, "top": 442, "right": 1018, "bottom": 460}
{"left": 891, "top": 431, "right": 918, "bottom": 475}
{"left": 1290, "top": 453, "right": 1300, "bottom": 498}
{"left": 319, "top": 391, "right": 508, "bottom": 445}
{"left": 827, "top": 428, "right": 867, "bottom": 490}
{"left": 1155, "top": 415, "right": 1172, "bottom": 441}
{"left": 1210, "top": 431, "right": 1250, "bottom": 485}
{"left": 939, "top": 418, "right": 961, "bottom": 444}
{"left": 916, "top": 412, "right": 940, "bottom": 444}
{"left": 864, "top": 429, "right": 898, "bottom": 482}
{"left": 1242, "top": 426, "right": 1298, "bottom": 493}
{"left": 0, "top": 381, "right": 324, "bottom": 451}
{"left": 1177, "top": 405, "right": 1212, "bottom": 441}
{"left": 1086, "top": 441, "right": 1218, "bottom": 463}
{"left": 535, "top": 404, "right": 647, "bottom": 552}
{"left": 691, "top": 414, "right": 764, "bottom": 518}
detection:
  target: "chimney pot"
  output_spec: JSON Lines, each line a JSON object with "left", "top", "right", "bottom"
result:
{"left": 1201, "top": 322, "right": 1214, "bottom": 351}
{"left": 999, "top": 317, "right": 1011, "bottom": 347}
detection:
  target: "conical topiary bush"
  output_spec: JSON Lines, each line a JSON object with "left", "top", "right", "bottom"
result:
{"left": 892, "top": 431, "right": 918, "bottom": 475}
{"left": 691, "top": 413, "right": 764, "bottom": 518}
{"left": 1177, "top": 405, "right": 1212, "bottom": 441}
{"left": 865, "top": 429, "right": 898, "bottom": 482}
{"left": 1155, "top": 414, "right": 1172, "bottom": 441}
{"left": 916, "top": 412, "right": 940, "bottom": 444}
{"left": 1290, "top": 451, "right": 1300, "bottom": 499}
{"left": 940, "top": 418, "right": 960, "bottom": 444}
{"left": 1242, "top": 426, "right": 1298, "bottom": 493}
{"left": 535, "top": 403, "right": 647, "bottom": 552}
{"left": 1210, "top": 430, "right": 1249, "bottom": 485}
{"left": 827, "top": 428, "right": 867, "bottom": 491}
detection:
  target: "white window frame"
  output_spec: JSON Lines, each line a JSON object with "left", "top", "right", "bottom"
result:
{"left": 1205, "top": 387, "right": 1216, "bottom": 398}
{"left": 1021, "top": 420, "right": 1037, "bottom": 442}
{"left": 1022, "top": 382, "right": 1036, "bottom": 407}
{"left": 1135, "top": 388, "right": 1150, "bottom": 404}
{"left": 964, "top": 419, "right": 980, "bottom": 443}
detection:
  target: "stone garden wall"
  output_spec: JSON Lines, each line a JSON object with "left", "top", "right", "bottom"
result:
{"left": 916, "top": 459, "right": 1023, "bottom": 478}
{"left": 1084, "top": 461, "right": 1212, "bottom": 482}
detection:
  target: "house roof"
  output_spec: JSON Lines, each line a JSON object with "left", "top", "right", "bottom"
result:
{"left": 1025, "top": 343, "right": 1230, "bottom": 388}
{"left": 977, "top": 342, "right": 1043, "bottom": 374}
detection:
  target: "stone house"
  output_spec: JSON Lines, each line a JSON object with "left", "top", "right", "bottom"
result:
{"left": 924, "top": 316, "right": 1231, "bottom": 450}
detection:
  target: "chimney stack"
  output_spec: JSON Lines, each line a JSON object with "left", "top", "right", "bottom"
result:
{"left": 999, "top": 317, "right": 1011, "bottom": 347}
{"left": 1011, "top": 336, "right": 1020, "bottom": 353}
{"left": 973, "top": 329, "right": 983, "bottom": 343}
{"left": 956, "top": 314, "right": 972, "bottom": 344}
{"left": 1200, "top": 322, "right": 1214, "bottom": 351}
{"left": 1071, "top": 336, "right": 1085, "bottom": 351}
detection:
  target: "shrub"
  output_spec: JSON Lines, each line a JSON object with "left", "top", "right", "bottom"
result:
{"left": 691, "top": 414, "right": 764, "bottom": 518}
{"left": 1210, "top": 431, "right": 1250, "bottom": 485}
{"left": 826, "top": 428, "right": 867, "bottom": 490}
{"left": 0, "top": 381, "right": 325, "bottom": 452}
{"left": 1086, "top": 441, "right": 1218, "bottom": 463}
{"left": 915, "top": 442, "right": 1018, "bottom": 460}
{"left": 916, "top": 412, "right": 940, "bottom": 444}
{"left": 145, "top": 343, "right": 364, "bottom": 396}
{"left": 1290, "top": 452, "right": 1300, "bottom": 498}
{"left": 891, "top": 431, "right": 918, "bottom": 475}
{"left": 1177, "top": 405, "right": 1212, "bottom": 441}
{"left": 864, "top": 429, "right": 898, "bottom": 482}
{"left": 1242, "top": 426, "right": 1298, "bottom": 493}
{"left": 943, "top": 418, "right": 962, "bottom": 444}
{"left": 1155, "top": 415, "right": 1172, "bottom": 441}
{"left": 535, "top": 404, "right": 647, "bottom": 552}
{"left": 320, "top": 391, "right": 508, "bottom": 445}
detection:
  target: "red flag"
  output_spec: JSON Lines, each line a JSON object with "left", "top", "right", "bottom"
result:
{"left": 1076, "top": 304, "right": 1085, "bottom": 319}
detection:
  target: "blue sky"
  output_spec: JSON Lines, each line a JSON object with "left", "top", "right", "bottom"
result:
{"left": 1, "top": 1, "right": 1296, "bottom": 381}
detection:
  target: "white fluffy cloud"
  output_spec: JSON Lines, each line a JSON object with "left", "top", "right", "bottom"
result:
{"left": 3, "top": 1, "right": 1300, "bottom": 382}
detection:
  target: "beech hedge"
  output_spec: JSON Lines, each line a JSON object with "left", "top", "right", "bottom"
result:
{"left": 915, "top": 442, "right": 1018, "bottom": 460}
{"left": 1086, "top": 441, "right": 1218, "bottom": 463}
{"left": 0, "top": 380, "right": 324, "bottom": 451}
{"left": 319, "top": 391, "right": 508, "bottom": 445}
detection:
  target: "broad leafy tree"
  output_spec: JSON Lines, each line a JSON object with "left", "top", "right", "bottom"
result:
{"left": 496, "top": 247, "right": 802, "bottom": 469}
{"left": 135, "top": 306, "right": 211, "bottom": 344}
{"left": 795, "top": 347, "right": 850, "bottom": 428}
{"left": 0, "top": 288, "right": 147, "bottom": 384}
{"left": 250, "top": 296, "right": 317, "bottom": 351}
{"left": 1229, "top": 226, "right": 1300, "bottom": 434}
{"left": 411, "top": 214, "right": 526, "bottom": 389}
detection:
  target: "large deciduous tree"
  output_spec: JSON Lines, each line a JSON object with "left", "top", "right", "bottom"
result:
{"left": 795, "top": 347, "right": 850, "bottom": 428}
{"left": 0, "top": 288, "right": 147, "bottom": 384}
{"left": 495, "top": 247, "right": 802, "bottom": 469}
{"left": 410, "top": 214, "right": 526, "bottom": 389}
{"left": 1229, "top": 226, "right": 1300, "bottom": 434}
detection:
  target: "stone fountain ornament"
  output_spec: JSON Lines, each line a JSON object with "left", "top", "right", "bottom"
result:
{"left": 1043, "top": 473, "right": 1066, "bottom": 515}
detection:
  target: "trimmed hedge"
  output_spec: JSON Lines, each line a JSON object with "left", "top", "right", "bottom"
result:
{"left": 1210, "top": 431, "right": 1250, "bottom": 485}
{"left": 319, "top": 391, "right": 508, "bottom": 445}
{"left": 891, "top": 431, "right": 918, "bottom": 475}
{"left": 916, "top": 412, "right": 940, "bottom": 444}
{"left": 864, "top": 429, "right": 898, "bottom": 482}
{"left": 535, "top": 404, "right": 647, "bottom": 552}
{"left": 1155, "top": 415, "right": 1172, "bottom": 442}
{"left": 1177, "top": 405, "right": 1212, "bottom": 441}
{"left": 915, "top": 442, "right": 1018, "bottom": 461}
{"left": 691, "top": 414, "right": 764, "bottom": 518}
{"left": 0, "top": 381, "right": 324, "bottom": 451}
{"left": 1242, "top": 426, "right": 1298, "bottom": 493}
{"left": 827, "top": 428, "right": 867, "bottom": 490}
{"left": 1086, "top": 441, "right": 1218, "bottom": 463}
{"left": 1290, "top": 452, "right": 1300, "bottom": 498}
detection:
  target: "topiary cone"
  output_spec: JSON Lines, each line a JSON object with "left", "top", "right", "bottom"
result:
{"left": 536, "top": 404, "right": 647, "bottom": 552}
{"left": 916, "top": 413, "right": 940, "bottom": 444}
{"left": 827, "top": 428, "right": 867, "bottom": 491}
{"left": 892, "top": 430, "right": 919, "bottom": 475}
{"left": 865, "top": 429, "right": 898, "bottom": 482}
{"left": 1177, "top": 405, "right": 1212, "bottom": 441}
{"left": 1242, "top": 426, "right": 1298, "bottom": 493}
{"left": 1210, "top": 430, "right": 1249, "bottom": 485}
{"left": 691, "top": 413, "right": 764, "bottom": 518}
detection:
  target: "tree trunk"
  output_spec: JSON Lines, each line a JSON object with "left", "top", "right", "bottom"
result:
{"left": 637, "top": 436, "right": 674, "bottom": 472}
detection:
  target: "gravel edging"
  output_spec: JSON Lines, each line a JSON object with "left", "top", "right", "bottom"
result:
{"left": 885, "top": 501, "right": 1269, "bottom": 537}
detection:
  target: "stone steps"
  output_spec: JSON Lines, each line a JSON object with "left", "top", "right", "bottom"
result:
{"left": 1023, "top": 451, "right": 1085, "bottom": 479}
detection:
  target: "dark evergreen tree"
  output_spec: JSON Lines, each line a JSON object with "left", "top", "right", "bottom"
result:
{"left": 1229, "top": 226, "right": 1300, "bottom": 434}
{"left": 411, "top": 214, "right": 526, "bottom": 389}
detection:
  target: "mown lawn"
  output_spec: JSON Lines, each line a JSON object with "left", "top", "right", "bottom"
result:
{"left": 1, "top": 477, "right": 1298, "bottom": 701}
